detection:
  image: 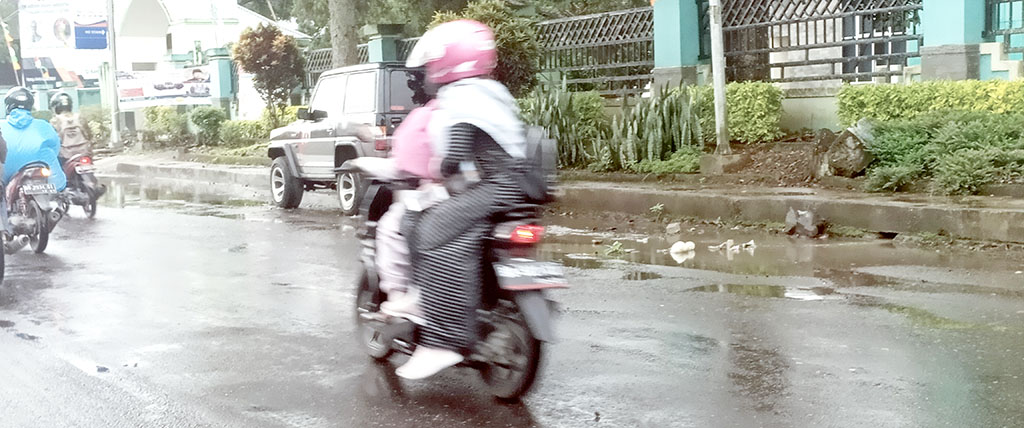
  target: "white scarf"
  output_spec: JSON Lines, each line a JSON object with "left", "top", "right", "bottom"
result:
{"left": 429, "top": 78, "right": 527, "bottom": 159}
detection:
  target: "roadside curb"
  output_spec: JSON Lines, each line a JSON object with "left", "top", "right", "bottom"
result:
{"left": 114, "top": 162, "right": 267, "bottom": 189}
{"left": 557, "top": 183, "right": 1024, "bottom": 243}
{"left": 106, "top": 159, "right": 1024, "bottom": 243}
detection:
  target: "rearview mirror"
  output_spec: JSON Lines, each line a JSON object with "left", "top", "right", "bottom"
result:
{"left": 296, "top": 107, "right": 310, "bottom": 121}
{"left": 311, "top": 109, "right": 328, "bottom": 120}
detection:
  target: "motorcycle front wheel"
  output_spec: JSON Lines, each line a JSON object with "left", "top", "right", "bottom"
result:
{"left": 480, "top": 305, "right": 542, "bottom": 402}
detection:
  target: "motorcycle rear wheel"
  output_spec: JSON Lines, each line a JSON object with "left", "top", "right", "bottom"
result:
{"left": 355, "top": 273, "right": 393, "bottom": 361}
{"left": 480, "top": 306, "right": 542, "bottom": 402}
{"left": 27, "top": 200, "right": 49, "bottom": 254}
{"left": 83, "top": 187, "right": 98, "bottom": 219}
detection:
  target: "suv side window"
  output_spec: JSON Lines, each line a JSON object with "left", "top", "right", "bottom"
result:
{"left": 343, "top": 71, "right": 377, "bottom": 114}
{"left": 310, "top": 75, "right": 346, "bottom": 119}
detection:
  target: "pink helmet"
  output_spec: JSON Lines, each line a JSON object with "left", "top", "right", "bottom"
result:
{"left": 405, "top": 20, "right": 497, "bottom": 85}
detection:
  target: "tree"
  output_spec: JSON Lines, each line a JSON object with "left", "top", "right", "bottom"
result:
{"left": 295, "top": 0, "right": 469, "bottom": 49}
{"left": 233, "top": 24, "right": 305, "bottom": 129}
{"left": 238, "top": 0, "right": 295, "bottom": 20}
{"left": 292, "top": 0, "right": 331, "bottom": 48}
{"left": 327, "top": 0, "right": 365, "bottom": 67}
{"left": 432, "top": 0, "right": 541, "bottom": 97}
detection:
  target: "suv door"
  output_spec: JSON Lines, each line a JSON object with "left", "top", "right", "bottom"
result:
{"left": 337, "top": 70, "right": 380, "bottom": 163}
{"left": 296, "top": 74, "right": 346, "bottom": 181}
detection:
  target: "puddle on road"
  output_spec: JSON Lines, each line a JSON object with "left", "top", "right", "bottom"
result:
{"left": 15, "top": 332, "right": 40, "bottom": 341}
{"left": 541, "top": 218, "right": 1024, "bottom": 291}
{"left": 624, "top": 271, "right": 663, "bottom": 281}
{"left": 687, "top": 284, "right": 839, "bottom": 301}
{"left": 100, "top": 177, "right": 266, "bottom": 217}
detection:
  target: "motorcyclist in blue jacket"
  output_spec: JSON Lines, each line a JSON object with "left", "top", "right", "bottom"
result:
{"left": 1, "top": 87, "right": 66, "bottom": 191}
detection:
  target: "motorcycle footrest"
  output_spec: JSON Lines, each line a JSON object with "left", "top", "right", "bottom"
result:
{"left": 379, "top": 318, "right": 416, "bottom": 345}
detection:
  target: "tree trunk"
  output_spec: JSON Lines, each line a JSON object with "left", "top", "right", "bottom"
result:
{"left": 328, "top": 0, "right": 363, "bottom": 68}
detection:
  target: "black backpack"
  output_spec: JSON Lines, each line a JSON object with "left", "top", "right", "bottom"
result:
{"left": 518, "top": 126, "right": 556, "bottom": 204}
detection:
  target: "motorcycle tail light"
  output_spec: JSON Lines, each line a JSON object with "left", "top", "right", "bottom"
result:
{"left": 510, "top": 224, "right": 544, "bottom": 244}
{"left": 39, "top": 168, "right": 51, "bottom": 178}
{"left": 80, "top": 156, "right": 92, "bottom": 165}
{"left": 373, "top": 126, "right": 389, "bottom": 151}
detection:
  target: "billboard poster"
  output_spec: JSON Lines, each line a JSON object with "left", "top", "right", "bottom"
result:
{"left": 117, "top": 67, "right": 216, "bottom": 109}
{"left": 18, "top": 0, "right": 108, "bottom": 87}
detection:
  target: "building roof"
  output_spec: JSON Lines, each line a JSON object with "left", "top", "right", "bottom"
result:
{"left": 117, "top": 0, "right": 310, "bottom": 40}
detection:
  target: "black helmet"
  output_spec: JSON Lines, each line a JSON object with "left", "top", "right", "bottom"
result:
{"left": 5, "top": 86, "right": 34, "bottom": 115}
{"left": 50, "top": 91, "right": 73, "bottom": 115}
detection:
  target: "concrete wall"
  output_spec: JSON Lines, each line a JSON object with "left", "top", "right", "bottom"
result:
{"left": 780, "top": 94, "right": 840, "bottom": 132}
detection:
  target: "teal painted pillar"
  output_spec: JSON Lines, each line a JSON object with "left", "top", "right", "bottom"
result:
{"left": 919, "top": 0, "right": 986, "bottom": 80}
{"left": 207, "top": 48, "right": 235, "bottom": 117}
{"left": 362, "top": 24, "right": 405, "bottom": 63}
{"left": 653, "top": 0, "right": 703, "bottom": 87}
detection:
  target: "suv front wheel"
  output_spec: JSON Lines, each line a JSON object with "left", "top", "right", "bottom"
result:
{"left": 337, "top": 171, "right": 364, "bottom": 216}
{"left": 271, "top": 157, "right": 303, "bottom": 209}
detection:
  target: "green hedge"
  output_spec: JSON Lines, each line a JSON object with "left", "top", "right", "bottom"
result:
{"left": 837, "top": 80, "right": 1024, "bottom": 125}
{"left": 696, "top": 82, "right": 784, "bottom": 144}
{"left": 220, "top": 120, "right": 269, "bottom": 147}
{"left": 865, "top": 110, "right": 1024, "bottom": 194}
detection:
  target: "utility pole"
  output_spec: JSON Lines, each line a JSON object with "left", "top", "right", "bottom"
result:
{"left": 106, "top": 0, "right": 121, "bottom": 149}
{"left": 708, "top": 0, "right": 731, "bottom": 155}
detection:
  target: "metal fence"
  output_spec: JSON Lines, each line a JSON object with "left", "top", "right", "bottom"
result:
{"left": 986, "top": 0, "right": 1024, "bottom": 55}
{"left": 302, "top": 8, "right": 657, "bottom": 97}
{"left": 536, "top": 7, "right": 655, "bottom": 97}
{"left": 721, "top": 0, "right": 922, "bottom": 84}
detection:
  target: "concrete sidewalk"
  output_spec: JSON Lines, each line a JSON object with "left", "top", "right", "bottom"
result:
{"left": 97, "top": 156, "right": 1024, "bottom": 243}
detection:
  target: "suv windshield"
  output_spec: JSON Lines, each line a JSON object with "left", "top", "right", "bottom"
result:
{"left": 389, "top": 69, "right": 429, "bottom": 112}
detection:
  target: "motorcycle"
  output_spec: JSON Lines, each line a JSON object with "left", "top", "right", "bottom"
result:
{"left": 61, "top": 154, "right": 103, "bottom": 218}
{"left": 5, "top": 162, "right": 65, "bottom": 254}
{"left": 345, "top": 160, "right": 566, "bottom": 401}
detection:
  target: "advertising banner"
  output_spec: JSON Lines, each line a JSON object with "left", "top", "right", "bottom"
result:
{"left": 117, "top": 67, "right": 216, "bottom": 109}
{"left": 18, "top": 0, "right": 108, "bottom": 87}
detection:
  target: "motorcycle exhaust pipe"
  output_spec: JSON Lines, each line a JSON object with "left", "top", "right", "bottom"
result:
{"left": 4, "top": 236, "right": 29, "bottom": 254}
{"left": 49, "top": 210, "right": 62, "bottom": 223}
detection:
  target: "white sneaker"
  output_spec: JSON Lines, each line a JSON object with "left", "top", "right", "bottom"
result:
{"left": 380, "top": 288, "right": 425, "bottom": 324}
{"left": 395, "top": 347, "right": 464, "bottom": 380}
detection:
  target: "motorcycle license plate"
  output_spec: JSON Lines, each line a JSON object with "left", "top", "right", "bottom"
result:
{"left": 75, "top": 165, "right": 96, "bottom": 174}
{"left": 494, "top": 258, "right": 568, "bottom": 290}
{"left": 23, "top": 183, "right": 57, "bottom": 195}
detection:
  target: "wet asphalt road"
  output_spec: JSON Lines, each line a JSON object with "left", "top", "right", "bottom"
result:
{"left": 0, "top": 177, "right": 1022, "bottom": 428}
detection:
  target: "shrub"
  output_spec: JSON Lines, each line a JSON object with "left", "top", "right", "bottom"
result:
{"left": 864, "top": 164, "right": 922, "bottom": 192}
{"left": 695, "top": 82, "right": 783, "bottom": 145}
{"left": 629, "top": 145, "right": 703, "bottom": 174}
{"left": 431, "top": 0, "right": 541, "bottom": 97}
{"left": 80, "top": 106, "right": 110, "bottom": 146}
{"left": 837, "top": 80, "right": 1024, "bottom": 125}
{"left": 190, "top": 106, "right": 228, "bottom": 145}
{"left": 261, "top": 105, "right": 301, "bottom": 130}
{"left": 520, "top": 89, "right": 609, "bottom": 168}
{"left": 865, "top": 110, "right": 1024, "bottom": 194}
{"left": 220, "top": 120, "right": 269, "bottom": 147}
{"left": 614, "top": 85, "right": 704, "bottom": 166}
{"left": 932, "top": 150, "right": 1000, "bottom": 195}
{"left": 142, "top": 106, "right": 191, "bottom": 145}
{"left": 697, "top": 82, "right": 784, "bottom": 144}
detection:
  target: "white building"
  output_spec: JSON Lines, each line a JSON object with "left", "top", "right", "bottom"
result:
{"left": 115, "top": 0, "right": 309, "bottom": 72}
